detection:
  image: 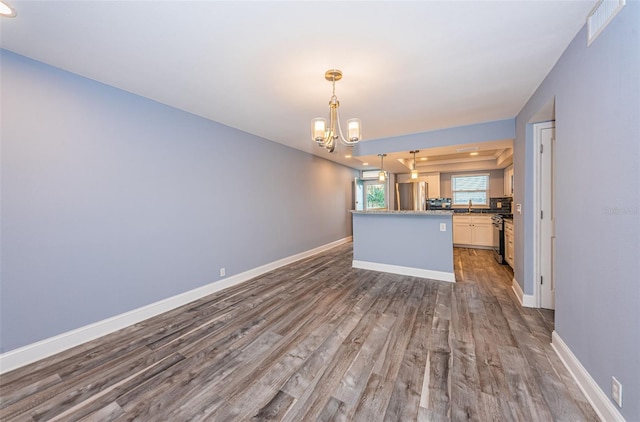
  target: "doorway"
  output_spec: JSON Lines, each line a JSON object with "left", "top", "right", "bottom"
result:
{"left": 535, "top": 122, "right": 556, "bottom": 309}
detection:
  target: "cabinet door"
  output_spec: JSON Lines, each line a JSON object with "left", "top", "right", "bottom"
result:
{"left": 453, "top": 222, "right": 473, "bottom": 244}
{"left": 505, "top": 234, "right": 514, "bottom": 266}
{"left": 504, "top": 221, "right": 514, "bottom": 267}
{"left": 427, "top": 174, "right": 440, "bottom": 198}
{"left": 504, "top": 165, "right": 514, "bottom": 197}
{"left": 472, "top": 220, "right": 494, "bottom": 246}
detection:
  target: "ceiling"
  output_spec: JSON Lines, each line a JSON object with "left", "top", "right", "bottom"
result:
{"left": 359, "top": 139, "right": 514, "bottom": 175}
{"left": 0, "top": 1, "right": 595, "bottom": 172}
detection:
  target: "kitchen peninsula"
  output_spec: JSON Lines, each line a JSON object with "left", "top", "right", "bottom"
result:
{"left": 351, "top": 210, "right": 455, "bottom": 282}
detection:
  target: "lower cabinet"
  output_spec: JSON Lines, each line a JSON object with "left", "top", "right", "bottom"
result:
{"left": 504, "top": 219, "right": 514, "bottom": 267}
{"left": 453, "top": 215, "right": 494, "bottom": 247}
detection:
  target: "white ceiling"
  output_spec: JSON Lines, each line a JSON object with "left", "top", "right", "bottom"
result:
{"left": 0, "top": 0, "right": 595, "bottom": 171}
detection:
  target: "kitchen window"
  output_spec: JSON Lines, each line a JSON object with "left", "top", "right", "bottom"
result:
{"left": 451, "top": 174, "right": 489, "bottom": 206}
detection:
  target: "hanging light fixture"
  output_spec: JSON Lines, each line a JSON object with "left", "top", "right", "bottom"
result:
{"left": 0, "top": 0, "right": 17, "bottom": 17}
{"left": 410, "top": 150, "right": 419, "bottom": 179}
{"left": 378, "top": 154, "right": 387, "bottom": 181}
{"left": 311, "top": 69, "right": 361, "bottom": 153}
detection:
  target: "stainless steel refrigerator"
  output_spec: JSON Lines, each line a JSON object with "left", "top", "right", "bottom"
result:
{"left": 395, "top": 182, "right": 428, "bottom": 211}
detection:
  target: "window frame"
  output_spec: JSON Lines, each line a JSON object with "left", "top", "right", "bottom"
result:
{"left": 363, "top": 180, "right": 388, "bottom": 210}
{"left": 451, "top": 173, "right": 490, "bottom": 208}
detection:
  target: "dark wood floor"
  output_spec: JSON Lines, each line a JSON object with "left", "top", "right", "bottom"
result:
{"left": 0, "top": 244, "right": 598, "bottom": 421}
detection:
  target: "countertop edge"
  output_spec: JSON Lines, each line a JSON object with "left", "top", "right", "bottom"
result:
{"left": 351, "top": 210, "right": 454, "bottom": 215}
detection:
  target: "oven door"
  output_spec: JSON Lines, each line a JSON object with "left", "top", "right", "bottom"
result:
{"left": 492, "top": 223, "right": 503, "bottom": 263}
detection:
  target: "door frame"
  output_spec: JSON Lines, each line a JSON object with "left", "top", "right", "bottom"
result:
{"left": 532, "top": 121, "right": 555, "bottom": 308}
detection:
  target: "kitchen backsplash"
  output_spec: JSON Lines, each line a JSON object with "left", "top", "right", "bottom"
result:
{"left": 429, "top": 197, "right": 512, "bottom": 213}
{"left": 489, "top": 197, "right": 513, "bottom": 213}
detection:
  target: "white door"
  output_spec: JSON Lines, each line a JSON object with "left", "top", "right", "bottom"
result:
{"left": 540, "top": 126, "right": 556, "bottom": 309}
{"left": 354, "top": 178, "right": 364, "bottom": 211}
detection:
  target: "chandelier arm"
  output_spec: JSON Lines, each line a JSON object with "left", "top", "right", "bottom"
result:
{"left": 335, "top": 108, "right": 358, "bottom": 146}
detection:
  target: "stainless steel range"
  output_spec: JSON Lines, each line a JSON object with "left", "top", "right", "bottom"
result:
{"left": 491, "top": 214, "right": 509, "bottom": 264}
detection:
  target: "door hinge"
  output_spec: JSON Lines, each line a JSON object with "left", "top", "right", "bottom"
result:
{"left": 541, "top": 276, "right": 544, "bottom": 285}
{"left": 541, "top": 210, "right": 544, "bottom": 219}
{"left": 540, "top": 144, "right": 544, "bottom": 153}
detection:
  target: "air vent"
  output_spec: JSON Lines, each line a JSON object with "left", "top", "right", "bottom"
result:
{"left": 456, "top": 146, "right": 478, "bottom": 153}
{"left": 587, "top": 0, "right": 625, "bottom": 46}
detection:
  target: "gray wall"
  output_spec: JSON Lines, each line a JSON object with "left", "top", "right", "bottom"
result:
{"left": 0, "top": 50, "right": 357, "bottom": 353}
{"left": 514, "top": 3, "right": 639, "bottom": 419}
{"left": 439, "top": 169, "right": 505, "bottom": 199}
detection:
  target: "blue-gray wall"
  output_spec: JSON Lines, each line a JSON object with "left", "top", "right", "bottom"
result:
{"left": 353, "top": 118, "right": 515, "bottom": 156}
{"left": 352, "top": 213, "right": 453, "bottom": 274}
{"left": 0, "top": 50, "right": 357, "bottom": 353}
{"left": 514, "top": 3, "right": 639, "bottom": 419}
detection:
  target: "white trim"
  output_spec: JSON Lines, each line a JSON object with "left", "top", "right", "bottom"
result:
{"left": 551, "top": 331, "right": 625, "bottom": 422}
{"left": 0, "top": 237, "right": 352, "bottom": 374}
{"left": 511, "top": 277, "right": 537, "bottom": 308}
{"left": 352, "top": 260, "right": 455, "bottom": 283}
{"left": 532, "top": 121, "right": 555, "bottom": 308}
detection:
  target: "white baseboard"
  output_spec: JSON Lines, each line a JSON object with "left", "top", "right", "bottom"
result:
{"left": 551, "top": 331, "right": 625, "bottom": 422}
{"left": 511, "top": 277, "right": 537, "bottom": 307}
{"left": 352, "top": 260, "right": 455, "bottom": 283}
{"left": 0, "top": 237, "right": 352, "bottom": 374}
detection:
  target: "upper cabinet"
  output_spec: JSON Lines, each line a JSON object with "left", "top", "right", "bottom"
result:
{"left": 425, "top": 173, "right": 440, "bottom": 198}
{"left": 504, "top": 165, "right": 514, "bottom": 197}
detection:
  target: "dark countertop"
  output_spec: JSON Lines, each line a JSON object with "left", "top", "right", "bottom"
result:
{"left": 450, "top": 209, "right": 510, "bottom": 214}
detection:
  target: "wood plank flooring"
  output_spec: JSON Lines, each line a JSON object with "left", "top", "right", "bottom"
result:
{"left": 0, "top": 245, "right": 599, "bottom": 421}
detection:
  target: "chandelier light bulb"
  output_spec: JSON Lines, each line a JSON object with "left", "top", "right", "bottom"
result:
{"left": 0, "top": 0, "right": 16, "bottom": 16}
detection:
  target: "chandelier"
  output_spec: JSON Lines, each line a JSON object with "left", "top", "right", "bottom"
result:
{"left": 311, "top": 69, "right": 361, "bottom": 153}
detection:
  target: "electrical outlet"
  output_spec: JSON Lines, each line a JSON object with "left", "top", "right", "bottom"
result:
{"left": 612, "top": 376, "right": 622, "bottom": 407}
{"left": 219, "top": 267, "right": 226, "bottom": 277}
{"left": 440, "top": 223, "right": 446, "bottom": 232}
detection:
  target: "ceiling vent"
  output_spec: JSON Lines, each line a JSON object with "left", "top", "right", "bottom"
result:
{"left": 587, "top": 0, "right": 625, "bottom": 46}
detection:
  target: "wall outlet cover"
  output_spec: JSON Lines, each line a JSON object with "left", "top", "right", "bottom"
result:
{"left": 440, "top": 223, "right": 446, "bottom": 231}
{"left": 612, "top": 376, "right": 622, "bottom": 407}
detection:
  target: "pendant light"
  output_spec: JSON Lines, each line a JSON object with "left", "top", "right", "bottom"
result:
{"left": 378, "top": 154, "right": 387, "bottom": 181}
{"left": 410, "top": 150, "right": 419, "bottom": 179}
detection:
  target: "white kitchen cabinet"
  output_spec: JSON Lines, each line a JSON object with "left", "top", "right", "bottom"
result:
{"left": 504, "top": 219, "right": 514, "bottom": 268}
{"left": 453, "top": 215, "right": 494, "bottom": 247}
{"left": 426, "top": 173, "right": 440, "bottom": 198}
{"left": 453, "top": 216, "right": 473, "bottom": 244}
{"left": 504, "top": 165, "right": 514, "bottom": 197}
{"left": 473, "top": 216, "right": 494, "bottom": 246}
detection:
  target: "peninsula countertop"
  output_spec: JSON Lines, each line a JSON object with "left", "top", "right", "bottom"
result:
{"left": 351, "top": 210, "right": 454, "bottom": 215}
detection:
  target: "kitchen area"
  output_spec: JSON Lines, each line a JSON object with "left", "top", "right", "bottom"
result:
{"left": 352, "top": 143, "right": 516, "bottom": 278}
